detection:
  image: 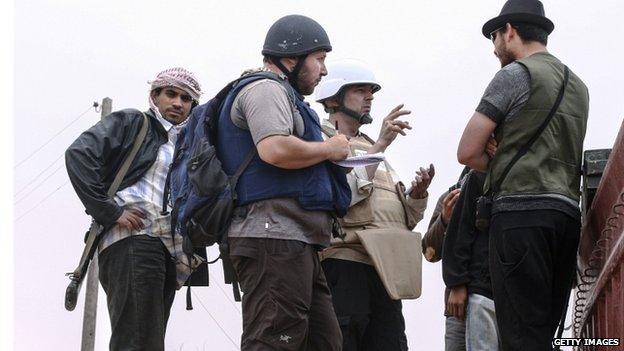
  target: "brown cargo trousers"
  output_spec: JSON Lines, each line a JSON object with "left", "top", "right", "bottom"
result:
{"left": 230, "top": 238, "right": 342, "bottom": 350}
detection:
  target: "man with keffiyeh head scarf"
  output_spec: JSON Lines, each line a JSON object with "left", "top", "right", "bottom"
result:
{"left": 148, "top": 67, "right": 202, "bottom": 124}
{"left": 66, "top": 67, "right": 203, "bottom": 351}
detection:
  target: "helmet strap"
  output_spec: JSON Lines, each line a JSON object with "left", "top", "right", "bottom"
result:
{"left": 336, "top": 91, "right": 373, "bottom": 124}
{"left": 269, "top": 55, "right": 307, "bottom": 94}
{"left": 337, "top": 106, "right": 373, "bottom": 124}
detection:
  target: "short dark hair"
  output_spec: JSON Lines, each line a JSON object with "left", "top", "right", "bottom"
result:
{"left": 504, "top": 22, "right": 549, "bottom": 45}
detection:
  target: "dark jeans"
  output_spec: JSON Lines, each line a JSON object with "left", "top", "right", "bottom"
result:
{"left": 489, "top": 210, "right": 579, "bottom": 351}
{"left": 322, "top": 258, "right": 408, "bottom": 351}
{"left": 98, "top": 235, "right": 177, "bottom": 351}
{"left": 230, "top": 238, "right": 342, "bottom": 351}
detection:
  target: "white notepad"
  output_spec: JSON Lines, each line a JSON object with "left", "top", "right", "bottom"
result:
{"left": 332, "top": 152, "right": 385, "bottom": 167}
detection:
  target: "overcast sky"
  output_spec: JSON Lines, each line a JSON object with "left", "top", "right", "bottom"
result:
{"left": 8, "top": 0, "right": 624, "bottom": 350}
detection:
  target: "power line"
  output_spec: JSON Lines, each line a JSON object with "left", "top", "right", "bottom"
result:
{"left": 213, "top": 278, "right": 242, "bottom": 314}
{"left": 15, "top": 154, "right": 64, "bottom": 196}
{"left": 15, "top": 102, "right": 99, "bottom": 194}
{"left": 15, "top": 180, "right": 69, "bottom": 222}
{"left": 14, "top": 162, "right": 65, "bottom": 204}
{"left": 191, "top": 290, "right": 239, "bottom": 350}
{"left": 15, "top": 104, "right": 97, "bottom": 168}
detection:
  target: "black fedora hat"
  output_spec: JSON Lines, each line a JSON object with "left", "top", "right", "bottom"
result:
{"left": 482, "top": 0, "right": 554, "bottom": 38}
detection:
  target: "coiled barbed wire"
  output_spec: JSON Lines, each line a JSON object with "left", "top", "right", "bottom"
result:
{"left": 573, "top": 192, "right": 624, "bottom": 342}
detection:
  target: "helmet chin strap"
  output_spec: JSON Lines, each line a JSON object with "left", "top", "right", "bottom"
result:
{"left": 337, "top": 106, "right": 373, "bottom": 124}
{"left": 336, "top": 90, "right": 373, "bottom": 124}
{"left": 269, "top": 55, "right": 307, "bottom": 94}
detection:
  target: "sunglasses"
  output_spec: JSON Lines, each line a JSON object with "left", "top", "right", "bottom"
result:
{"left": 490, "top": 24, "right": 518, "bottom": 44}
{"left": 489, "top": 26, "right": 505, "bottom": 43}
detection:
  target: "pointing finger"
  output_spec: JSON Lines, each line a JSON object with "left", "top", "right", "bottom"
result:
{"left": 388, "top": 110, "right": 412, "bottom": 120}
{"left": 392, "top": 121, "right": 412, "bottom": 130}
{"left": 391, "top": 104, "right": 404, "bottom": 113}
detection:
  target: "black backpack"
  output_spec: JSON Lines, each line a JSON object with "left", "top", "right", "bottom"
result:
{"left": 163, "top": 71, "right": 294, "bottom": 305}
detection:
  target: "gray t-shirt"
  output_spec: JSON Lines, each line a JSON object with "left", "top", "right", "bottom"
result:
{"left": 476, "top": 62, "right": 531, "bottom": 124}
{"left": 231, "top": 79, "right": 305, "bottom": 142}
{"left": 227, "top": 78, "right": 333, "bottom": 247}
{"left": 476, "top": 62, "right": 580, "bottom": 219}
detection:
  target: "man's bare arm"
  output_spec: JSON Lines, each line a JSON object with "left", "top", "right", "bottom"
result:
{"left": 457, "top": 112, "right": 497, "bottom": 172}
{"left": 257, "top": 134, "right": 350, "bottom": 169}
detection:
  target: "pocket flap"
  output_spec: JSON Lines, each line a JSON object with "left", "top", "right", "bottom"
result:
{"left": 356, "top": 228, "right": 422, "bottom": 300}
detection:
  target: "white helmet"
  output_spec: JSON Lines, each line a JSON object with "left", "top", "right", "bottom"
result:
{"left": 315, "top": 59, "right": 381, "bottom": 102}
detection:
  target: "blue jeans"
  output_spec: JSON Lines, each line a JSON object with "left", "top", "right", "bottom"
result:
{"left": 465, "top": 294, "right": 500, "bottom": 351}
{"left": 445, "top": 316, "right": 466, "bottom": 351}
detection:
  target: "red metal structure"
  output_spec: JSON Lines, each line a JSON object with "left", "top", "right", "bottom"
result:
{"left": 574, "top": 121, "right": 624, "bottom": 349}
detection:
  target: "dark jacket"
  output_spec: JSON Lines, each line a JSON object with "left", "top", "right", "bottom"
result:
{"left": 422, "top": 191, "right": 448, "bottom": 263}
{"left": 65, "top": 108, "right": 168, "bottom": 227}
{"left": 442, "top": 170, "right": 492, "bottom": 299}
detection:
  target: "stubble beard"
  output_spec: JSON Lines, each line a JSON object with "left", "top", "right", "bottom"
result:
{"left": 296, "top": 67, "right": 319, "bottom": 96}
{"left": 297, "top": 81, "right": 315, "bottom": 95}
{"left": 497, "top": 43, "right": 516, "bottom": 68}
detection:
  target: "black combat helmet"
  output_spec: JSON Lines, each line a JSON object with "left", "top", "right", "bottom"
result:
{"left": 262, "top": 14, "right": 332, "bottom": 57}
{"left": 262, "top": 15, "right": 331, "bottom": 93}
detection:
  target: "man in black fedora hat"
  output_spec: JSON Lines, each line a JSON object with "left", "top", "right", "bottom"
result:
{"left": 456, "top": 0, "right": 589, "bottom": 350}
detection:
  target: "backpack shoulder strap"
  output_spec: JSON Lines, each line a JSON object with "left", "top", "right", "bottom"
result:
{"left": 215, "top": 71, "right": 296, "bottom": 189}
{"left": 230, "top": 148, "right": 257, "bottom": 188}
{"left": 207, "top": 71, "right": 293, "bottom": 129}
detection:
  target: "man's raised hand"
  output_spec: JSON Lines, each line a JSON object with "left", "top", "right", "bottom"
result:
{"left": 376, "top": 104, "right": 412, "bottom": 150}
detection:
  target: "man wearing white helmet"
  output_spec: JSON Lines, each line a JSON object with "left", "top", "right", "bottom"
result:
{"left": 66, "top": 67, "right": 203, "bottom": 350}
{"left": 317, "top": 59, "right": 434, "bottom": 350}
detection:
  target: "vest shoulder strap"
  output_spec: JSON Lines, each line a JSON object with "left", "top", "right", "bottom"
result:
{"left": 321, "top": 123, "right": 335, "bottom": 138}
{"left": 359, "top": 132, "right": 376, "bottom": 145}
{"left": 319, "top": 125, "right": 377, "bottom": 145}
{"left": 237, "top": 71, "right": 297, "bottom": 108}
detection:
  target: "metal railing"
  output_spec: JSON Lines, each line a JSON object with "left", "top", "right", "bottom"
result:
{"left": 574, "top": 121, "right": 624, "bottom": 350}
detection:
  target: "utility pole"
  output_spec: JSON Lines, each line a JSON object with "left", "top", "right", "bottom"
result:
{"left": 81, "top": 97, "right": 112, "bottom": 351}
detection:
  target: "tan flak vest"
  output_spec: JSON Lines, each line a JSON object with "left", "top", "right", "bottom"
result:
{"left": 320, "top": 120, "right": 424, "bottom": 300}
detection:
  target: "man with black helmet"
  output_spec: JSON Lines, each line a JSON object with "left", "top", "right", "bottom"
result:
{"left": 317, "top": 59, "right": 434, "bottom": 351}
{"left": 221, "top": 15, "right": 351, "bottom": 350}
{"left": 457, "top": 0, "right": 589, "bottom": 350}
